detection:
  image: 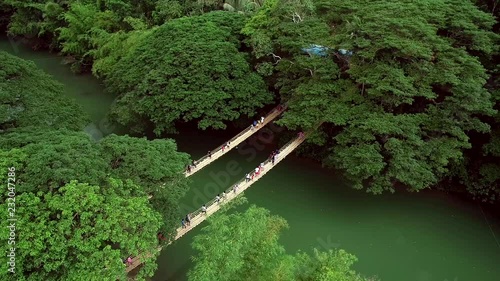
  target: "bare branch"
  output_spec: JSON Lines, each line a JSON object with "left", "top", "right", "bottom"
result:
{"left": 269, "top": 53, "right": 282, "bottom": 65}
{"left": 292, "top": 12, "right": 303, "bottom": 23}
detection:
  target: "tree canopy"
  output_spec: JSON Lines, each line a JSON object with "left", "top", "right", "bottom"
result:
{"left": 0, "top": 129, "right": 107, "bottom": 193}
{"left": 1, "top": 0, "right": 500, "bottom": 279}
{"left": 188, "top": 204, "right": 372, "bottom": 281}
{"left": 105, "top": 11, "right": 273, "bottom": 134}
{"left": 0, "top": 179, "right": 163, "bottom": 281}
{"left": 2, "top": 0, "right": 499, "bottom": 199}
{"left": 99, "top": 134, "right": 191, "bottom": 237}
{"left": 0, "top": 128, "right": 191, "bottom": 237}
{"left": 0, "top": 51, "right": 89, "bottom": 132}
{"left": 243, "top": 0, "right": 499, "bottom": 194}
{"left": 0, "top": 54, "right": 191, "bottom": 279}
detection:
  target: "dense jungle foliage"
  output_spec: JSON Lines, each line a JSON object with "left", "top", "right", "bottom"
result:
{"left": 0, "top": 52, "right": 191, "bottom": 280}
{"left": 188, "top": 203, "right": 375, "bottom": 281}
{"left": 0, "top": 0, "right": 499, "bottom": 279}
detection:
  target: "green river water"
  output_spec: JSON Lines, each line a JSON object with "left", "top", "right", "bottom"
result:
{"left": 2, "top": 38, "right": 500, "bottom": 281}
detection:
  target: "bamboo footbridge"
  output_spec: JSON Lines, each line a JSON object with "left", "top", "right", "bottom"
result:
{"left": 126, "top": 132, "right": 308, "bottom": 273}
{"left": 184, "top": 105, "right": 287, "bottom": 177}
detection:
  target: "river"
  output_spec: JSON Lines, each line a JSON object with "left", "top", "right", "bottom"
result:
{"left": 2, "top": 38, "right": 499, "bottom": 281}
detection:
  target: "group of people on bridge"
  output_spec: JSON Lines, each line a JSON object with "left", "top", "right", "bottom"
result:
{"left": 185, "top": 142, "right": 232, "bottom": 173}
{"left": 184, "top": 106, "right": 291, "bottom": 175}
{"left": 246, "top": 162, "right": 266, "bottom": 182}
{"left": 126, "top": 104, "right": 295, "bottom": 270}
{"left": 185, "top": 113, "right": 272, "bottom": 174}
{"left": 181, "top": 213, "right": 192, "bottom": 228}
{"left": 251, "top": 116, "right": 265, "bottom": 131}
{"left": 185, "top": 160, "right": 197, "bottom": 173}
{"left": 270, "top": 149, "right": 281, "bottom": 165}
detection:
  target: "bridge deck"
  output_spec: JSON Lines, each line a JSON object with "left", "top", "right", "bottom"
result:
{"left": 184, "top": 105, "right": 286, "bottom": 177}
{"left": 126, "top": 134, "right": 305, "bottom": 273}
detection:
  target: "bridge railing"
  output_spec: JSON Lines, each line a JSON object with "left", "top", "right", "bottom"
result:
{"left": 128, "top": 132, "right": 306, "bottom": 272}
{"left": 186, "top": 134, "right": 298, "bottom": 217}
{"left": 191, "top": 104, "right": 287, "bottom": 166}
{"left": 127, "top": 121, "right": 319, "bottom": 272}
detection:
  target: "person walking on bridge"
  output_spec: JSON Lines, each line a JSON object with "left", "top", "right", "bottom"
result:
{"left": 273, "top": 149, "right": 280, "bottom": 164}
{"left": 185, "top": 213, "right": 191, "bottom": 227}
{"left": 201, "top": 205, "right": 207, "bottom": 215}
{"left": 269, "top": 151, "right": 275, "bottom": 161}
{"left": 208, "top": 150, "right": 212, "bottom": 159}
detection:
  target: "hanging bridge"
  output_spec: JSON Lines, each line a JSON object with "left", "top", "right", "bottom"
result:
{"left": 184, "top": 105, "right": 287, "bottom": 177}
{"left": 126, "top": 132, "right": 307, "bottom": 273}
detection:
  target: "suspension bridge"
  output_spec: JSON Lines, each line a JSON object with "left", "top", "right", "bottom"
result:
{"left": 126, "top": 131, "right": 307, "bottom": 273}
{"left": 184, "top": 105, "right": 287, "bottom": 177}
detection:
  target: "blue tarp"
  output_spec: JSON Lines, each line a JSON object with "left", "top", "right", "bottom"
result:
{"left": 301, "top": 44, "right": 353, "bottom": 57}
{"left": 338, "top": 49, "right": 354, "bottom": 56}
{"left": 301, "top": 44, "right": 329, "bottom": 57}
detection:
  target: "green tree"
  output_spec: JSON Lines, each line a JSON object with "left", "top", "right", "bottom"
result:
{"left": 0, "top": 51, "right": 89, "bottom": 132}
{"left": 2, "top": 0, "right": 66, "bottom": 49}
{"left": 91, "top": 28, "right": 154, "bottom": 78}
{"left": 0, "top": 129, "right": 108, "bottom": 193}
{"left": 452, "top": 85, "right": 500, "bottom": 202}
{"left": 223, "top": 0, "right": 265, "bottom": 13}
{"left": 188, "top": 205, "right": 372, "bottom": 281}
{"left": 293, "top": 249, "right": 369, "bottom": 281}
{"left": 152, "top": 0, "right": 184, "bottom": 24}
{"left": 0, "top": 179, "right": 163, "bottom": 281}
{"left": 245, "top": 0, "right": 498, "bottom": 194}
{"left": 0, "top": 148, "right": 26, "bottom": 185}
{"left": 106, "top": 11, "right": 273, "bottom": 135}
{"left": 99, "top": 134, "right": 191, "bottom": 237}
{"left": 0, "top": 128, "right": 192, "bottom": 231}
{"left": 57, "top": 2, "right": 122, "bottom": 72}
{"left": 100, "top": 134, "right": 189, "bottom": 193}
{"left": 0, "top": 0, "right": 14, "bottom": 31}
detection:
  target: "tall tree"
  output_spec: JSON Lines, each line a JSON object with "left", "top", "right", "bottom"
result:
{"left": 2, "top": 0, "right": 67, "bottom": 49}
{"left": 0, "top": 51, "right": 89, "bottom": 132}
{"left": 0, "top": 129, "right": 108, "bottom": 193}
{"left": 451, "top": 68, "right": 500, "bottom": 202}
{"left": 99, "top": 134, "right": 191, "bottom": 237}
{"left": 106, "top": 11, "right": 273, "bottom": 135}
{"left": 188, "top": 205, "right": 372, "bottom": 281}
{"left": 91, "top": 28, "right": 154, "bottom": 78}
{"left": 0, "top": 129, "right": 191, "bottom": 238}
{"left": 57, "top": 2, "right": 122, "bottom": 72}
{"left": 244, "top": 0, "right": 499, "bottom": 194}
{"left": 0, "top": 179, "right": 163, "bottom": 280}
